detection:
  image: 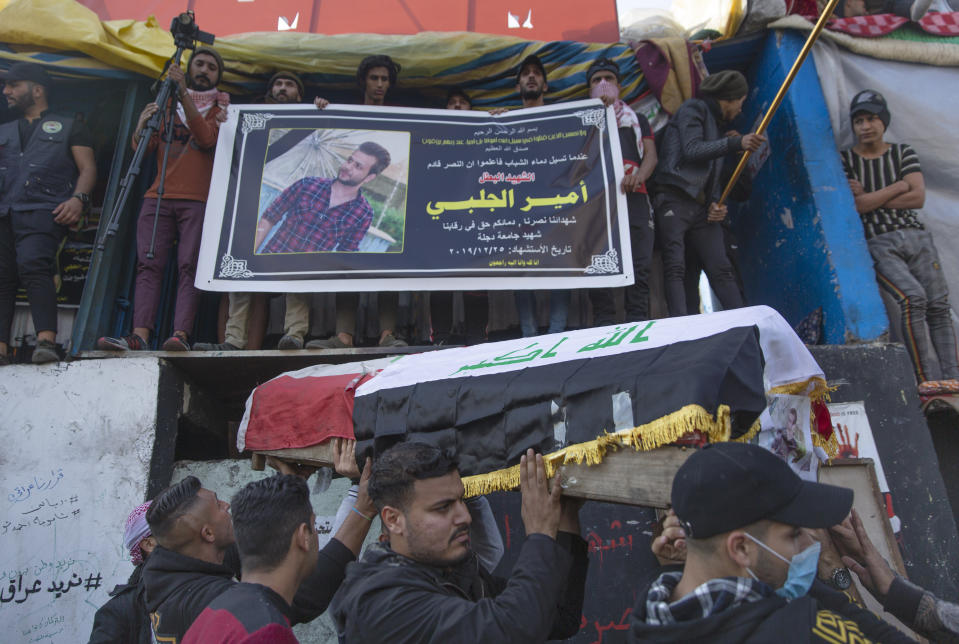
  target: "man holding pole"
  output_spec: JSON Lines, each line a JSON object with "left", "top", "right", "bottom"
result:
{"left": 652, "top": 70, "right": 763, "bottom": 317}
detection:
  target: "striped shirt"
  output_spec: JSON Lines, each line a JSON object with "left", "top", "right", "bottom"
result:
{"left": 840, "top": 143, "right": 923, "bottom": 240}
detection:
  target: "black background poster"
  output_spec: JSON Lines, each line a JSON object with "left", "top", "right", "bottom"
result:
{"left": 197, "top": 100, "right": 632, "bottom": 292}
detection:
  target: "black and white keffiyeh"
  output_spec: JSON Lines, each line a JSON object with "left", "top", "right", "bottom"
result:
{"left": 645, "top": 572, "right": 773, "bottom": 626}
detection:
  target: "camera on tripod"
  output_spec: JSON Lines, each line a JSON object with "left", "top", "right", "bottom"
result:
{"left": 96, "top": 10, "right": 218, "bottom": 253}
{"left": 170, "top": 11, "right": 214, "bottom": 50}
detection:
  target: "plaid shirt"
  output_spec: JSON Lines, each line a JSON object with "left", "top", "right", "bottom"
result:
{"left": 261, "top": 177, "right": 373, "bottom": 253}
{"left": 645, "top": 571, "right": 772, "bottom": 626}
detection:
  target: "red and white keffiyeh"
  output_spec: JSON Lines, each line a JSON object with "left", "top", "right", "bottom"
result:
{"left": 176, "top": 87, "right": 230, "bottom": 131}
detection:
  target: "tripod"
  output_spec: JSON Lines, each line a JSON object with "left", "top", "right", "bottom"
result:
{"left": 96, "top": 12, "right": 214, "bottom": 257}
{"left": 96, "top": 47, "right": 184, "bottom": 256}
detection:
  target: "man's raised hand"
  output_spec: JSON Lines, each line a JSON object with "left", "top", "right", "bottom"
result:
{"left": 740, "top": 132, "right": 766, "bottom": 152}
{"left": 652, "top": 509, "right": 687, "bottom": 565}
{"left": 333, "top": 437, "right": 362, "bottom": 480}
{"left": 520, "top": 448, "right": 562, "bottom": 539}
{"left": 707, "top": 202, "right": 728, "bottom": 223}
{"left": 354, "top": 456, "right": 377, "bottom": 518}
{"left": 829, "top": 509, "right": 896, "bottom": 598}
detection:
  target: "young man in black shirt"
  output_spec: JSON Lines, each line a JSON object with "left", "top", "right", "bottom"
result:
{"left": 652, "top": 70, "right": 763, "bottom": 317}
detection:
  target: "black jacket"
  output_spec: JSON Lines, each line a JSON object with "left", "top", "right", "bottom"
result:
{"left": 653, "top": 97, "right": 743, "bottom": 205}
{"left": 143, "top": 538, "right": 354, "bottom": 642}
{"left": 330, "top": 532, "right": 589, "bottom": 643}
{"left": 628, "top": 577, "right": 916, "bottom": 643}
{"left": 87, "top": 565, "right": 152, "bottom": 644}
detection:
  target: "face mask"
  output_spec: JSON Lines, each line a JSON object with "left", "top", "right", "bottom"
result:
{"left": 744, "top": 532, "right": 821, "bottom": 601}
{"left": 590, "top": 79, "right": 618, "bottom": 103}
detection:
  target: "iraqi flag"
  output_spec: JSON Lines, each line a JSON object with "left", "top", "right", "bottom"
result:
{"left": 353, "top": 305, "right": 826, "bottom": 495}
{"left": 237, "top": 357, "right": 397, "bottom": 452}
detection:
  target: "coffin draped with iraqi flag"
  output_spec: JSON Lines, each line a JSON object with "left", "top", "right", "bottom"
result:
{"left": 238, "top": 305, "right": 835, "bottom": 495}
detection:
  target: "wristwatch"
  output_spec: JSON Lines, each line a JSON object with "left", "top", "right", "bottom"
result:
{"left": 72, "top": 192, "right": 91, "bottom": 208}
{"left": 829, "top": 567, "right": 853, "bottom": 590}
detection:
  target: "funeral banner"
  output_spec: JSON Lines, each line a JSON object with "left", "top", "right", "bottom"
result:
{"left": 195, "top": 100, "right": 632, "bottom": 292}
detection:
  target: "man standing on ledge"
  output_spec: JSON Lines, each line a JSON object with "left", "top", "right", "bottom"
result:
{"left": 254, "top": 141, "right": 390, "bottom": 254}
{"left": 0, "top": 62, "right": 96, "bottom": 364}
{"left": 306, "top": 54, "right": 407, "bottom": 350}
{"left": 97, "top": 47, "right": 226, "bottom": 352}
{"left": 584, "top": 57, "right": 658, "bottom": 327}
{"left": 194, "top": 70, "right": 309, "bottom": 353}
{"left": 511, "top": 54, "right": 571, "bottom": 337}
{"left": 841, "top": 89, "right": 959, "bottom": 388}
{"left": 653, "top": 70, "right": 762, "bottom": 317}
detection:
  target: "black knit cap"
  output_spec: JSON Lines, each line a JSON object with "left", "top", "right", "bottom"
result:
{"left": 516, "top": 54, "right": 547, "bottom": 82}
{"left": 698, "top": 70, "right": 748, "bottom": 101}
{"left": 188, "top": 46, "right": 224, "bottom": 86}
{"left": 671, "top": 442, "right": 853, "bottom": 539}
{"left": 268, "top": 70, "right": 305, "bottom": 98}
{"left": 586, "top": 57, "right": 620, "bottom": 86}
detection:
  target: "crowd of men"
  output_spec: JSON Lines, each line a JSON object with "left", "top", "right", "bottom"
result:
{"left": 88, "top": 438, "right": 959, "bottom": 643}
{"left": 2, "top": 46, "right": 955, "bottom": 387}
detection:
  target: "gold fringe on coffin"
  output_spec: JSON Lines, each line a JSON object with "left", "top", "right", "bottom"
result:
{"left": 462, "top": 404, "right": 732, "bottom": 497}
{"left": 812, "top": 430, "right": 840, "bottom": 459}
{"left": 732, "top": 417, "right": 763, "bottom": 444}
{"left": 769, "top": 376, "right": 834, "bottom": 403}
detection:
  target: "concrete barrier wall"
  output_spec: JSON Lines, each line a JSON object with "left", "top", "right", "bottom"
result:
{"left": 0, "top": 358, "right": 159, "bottom": 643}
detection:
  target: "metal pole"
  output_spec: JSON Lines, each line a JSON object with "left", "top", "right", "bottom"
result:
{"left": 718, "top": 0, "right": 840, "bottom": 205}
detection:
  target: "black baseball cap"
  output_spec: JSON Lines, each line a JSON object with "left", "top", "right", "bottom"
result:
{"left": 849, "top": 89, "right": 890, "bottom": 128}
{"left": 671, "top": 442, "right": 853, "bottom": 539}
{"left": 516, "top": 54, "right": 547, "bottom": 82}
{"left": 1, "top": 62, "right": 52, "bottom": 87}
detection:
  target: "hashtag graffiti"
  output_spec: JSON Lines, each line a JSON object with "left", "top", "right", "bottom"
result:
{"left": 84, "top": 573, "right": 102, "bottom": 591}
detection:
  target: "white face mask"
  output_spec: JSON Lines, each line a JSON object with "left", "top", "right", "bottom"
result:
{"left": 590, "top": 79, "right": 618, "bottom": 103}
{"left": 744, "top": 532, "right": 821, "bottom": 601}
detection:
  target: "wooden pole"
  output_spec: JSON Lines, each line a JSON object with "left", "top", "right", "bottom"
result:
{"left": 718, "top": 0, "right": 841, "bottom": 205}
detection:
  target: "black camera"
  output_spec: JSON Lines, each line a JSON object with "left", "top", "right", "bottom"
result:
{"left": 170, "top": 11, "right": 214, "bottom": 49}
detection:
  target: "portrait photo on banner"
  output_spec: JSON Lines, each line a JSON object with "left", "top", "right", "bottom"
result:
{"left": 254, "top": 127, "right": 411, "bottom": 255}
